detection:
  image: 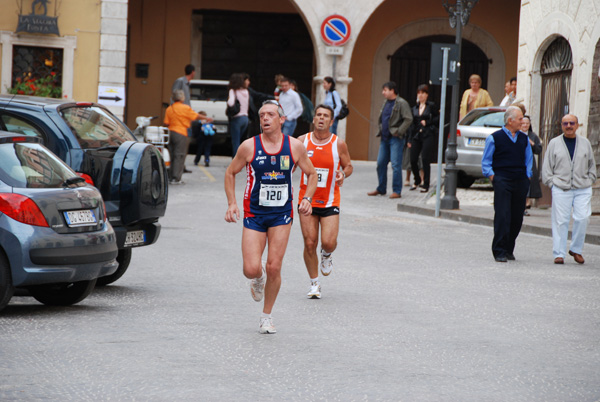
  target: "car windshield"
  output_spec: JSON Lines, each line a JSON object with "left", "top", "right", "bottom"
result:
{"left": 60, "top": 106, "right": 136, "bottom": 149}
{"left": 460, "top": 109, "right": 505, "bottom": 128}
{"left": 0, "top": 142, "right": 76, "bottom": 188}
{"left": 190, "top": 84, "right": 228, "bottom": 101}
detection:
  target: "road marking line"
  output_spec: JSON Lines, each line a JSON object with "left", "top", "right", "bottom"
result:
{"left": 200, "top": 166, "right": 216, "bottom": 182}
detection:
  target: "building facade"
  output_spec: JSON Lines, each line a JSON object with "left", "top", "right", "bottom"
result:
{"left": 518, "top": 0, "right": 600, "bottom": 211}
{"left": 126, "top": 0, "right": 521, "bottom": 160}
{"left": 0, "top": 0, "right": 127, "bottom": 119}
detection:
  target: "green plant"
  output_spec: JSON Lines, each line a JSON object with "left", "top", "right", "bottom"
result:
{"left": 8, "top": 73, "right": 62, "bottom": 98}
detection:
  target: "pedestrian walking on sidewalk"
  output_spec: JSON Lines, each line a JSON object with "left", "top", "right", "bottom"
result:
{"left": 482, "top": 106, "right": 533, "bottom": 262}
{"left": 296, "top": 105, "right": 353, "bottom": 299}
{"left": 224, "top": 100, "right": 317, "bottom": 334}
{"left": 542, "top": 114, "right": 597, "bottom": 265}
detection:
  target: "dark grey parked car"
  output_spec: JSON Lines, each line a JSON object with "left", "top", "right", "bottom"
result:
{"left": 0, "top": 95, "right": 169, "bottom": 286}
{"left": 0, "top": 133, "right": 118, "bottom": 311}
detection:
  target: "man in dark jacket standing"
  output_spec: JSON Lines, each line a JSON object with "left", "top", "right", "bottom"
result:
{"left": 482, "top": 106, "right": 533, "bottom": 262}
{"left": 367, "top": 81, "right": 413, "bottom": 199}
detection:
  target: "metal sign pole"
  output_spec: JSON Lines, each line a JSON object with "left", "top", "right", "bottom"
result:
{"left": 435, "top": 47, "right": 450, "bottom": 218}
{"left": 332, "top": 55, "right": 337, "bottom": 79}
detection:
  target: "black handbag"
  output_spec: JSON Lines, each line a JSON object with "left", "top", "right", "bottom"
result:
{"left": 226, "top": 95, "right": 240, "bottom": 118}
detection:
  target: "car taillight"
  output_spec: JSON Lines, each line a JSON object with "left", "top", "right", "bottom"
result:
{"left": 77, "top": 172, "right": 95, "bottom": 186}
{"left": 456, "top": 129, "right": 461, "bottom": 136}
{"left": 0, "top": 193, "right": 49, "bottom": 227}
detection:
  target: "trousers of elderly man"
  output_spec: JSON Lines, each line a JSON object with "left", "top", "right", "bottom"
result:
{"left": 492, "top": 176, "right": 529, "bottom": 258}
{"left": 551, "top": 186, "right": 592, "bottom": 258}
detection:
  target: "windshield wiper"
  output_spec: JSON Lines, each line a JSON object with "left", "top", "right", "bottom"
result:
{"left": 62, "top": 176, "right": 86, "bottom": 187}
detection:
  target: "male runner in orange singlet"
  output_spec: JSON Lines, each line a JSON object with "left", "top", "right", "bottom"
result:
{"left": 296, "top": 104, "right": 353, "bottom": 298}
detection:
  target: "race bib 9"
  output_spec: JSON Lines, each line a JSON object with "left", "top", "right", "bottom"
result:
{"left": 304, "top": 168, "right": 329, "bottom": 188}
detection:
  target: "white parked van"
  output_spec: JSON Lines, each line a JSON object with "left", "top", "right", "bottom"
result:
{"left": 189, "top": 79, "right": 229, "bottom": 144}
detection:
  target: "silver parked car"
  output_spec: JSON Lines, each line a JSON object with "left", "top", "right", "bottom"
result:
{"left": 0, "top": 132, "right": 118, "bottom": 311}
{"left": 455, "top": 106, "right": 507, "bottom": 188}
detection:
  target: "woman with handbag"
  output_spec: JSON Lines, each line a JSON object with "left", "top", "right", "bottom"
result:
{"left": 322, "top": 76, "right": 342, "bottom": 134}
{"left": 227, "top": 73, "right": 250, "bottom": 156}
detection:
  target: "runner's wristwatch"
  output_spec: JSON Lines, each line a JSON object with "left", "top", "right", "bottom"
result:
{"left": 302, "top": 196, "right": 312, "bottom": 203}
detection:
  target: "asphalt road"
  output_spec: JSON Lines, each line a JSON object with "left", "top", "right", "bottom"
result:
{"left": 1, "top": 155, "right": 599, "bottom": 401}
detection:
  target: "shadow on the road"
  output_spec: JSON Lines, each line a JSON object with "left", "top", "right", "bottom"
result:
{"left": 1, "top": 302, "right": 107, "bottom": 317}
{"left": 91, "top": 284, "right": 147, "bottom": 297}
{"left": 2, "top": 285, "right": 147, "bottom": 317}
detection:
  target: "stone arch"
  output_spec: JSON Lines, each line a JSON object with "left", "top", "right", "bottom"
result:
{"left": 527, "top": 13, "right": 579, "bottom": 138}
{"left": 366, "top": 18, "right": 505, "bottom": 160}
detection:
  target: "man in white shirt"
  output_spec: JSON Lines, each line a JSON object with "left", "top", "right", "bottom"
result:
{"left": 278, "top": 77, "right": 303, "bottom": 136}
{"left": 500, "top": 77, "right": 516, "bottom": 107}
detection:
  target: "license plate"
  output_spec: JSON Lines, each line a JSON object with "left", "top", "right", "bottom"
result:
{"left": 214, "top": 124, "right": 227, "bottom": 133}
{"left": 124, "top": 230, "right": 146, "bottom": 246}
{"left": 468, "top": 137, "right": 486, "bottom": 147}
{"left": 64, "top": 210, "right": 97, "bottom": 227}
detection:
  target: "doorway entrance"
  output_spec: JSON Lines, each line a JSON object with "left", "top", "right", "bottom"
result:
{"left": 538, "top": 36, "right": 573, "bottom": 207}
{"left": 389, "top": 35, "right": 490, "bottom": 160}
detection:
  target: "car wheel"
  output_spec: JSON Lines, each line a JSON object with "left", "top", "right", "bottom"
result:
{"left": 0, "top": 253, "right": 14, "bottom": 312}
{"left": 29, "top": 279, "right": 97, "bottom": 306}
{"left": 457, "top": 171, "right": 476, "bottom": 188}
{"left": 95, "top": 248, "right": 132, "bottom": 287}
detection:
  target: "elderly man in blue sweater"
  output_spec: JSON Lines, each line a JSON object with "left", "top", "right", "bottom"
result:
{"left": 482, "top": 106, "right": 533, "bottom": 262}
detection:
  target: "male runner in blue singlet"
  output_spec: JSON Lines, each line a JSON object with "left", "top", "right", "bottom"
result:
{"left": 225, "top": 101, "right": 317, "bottom": 334}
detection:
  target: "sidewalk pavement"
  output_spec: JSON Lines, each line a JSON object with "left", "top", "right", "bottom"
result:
{"left": 394, "top": 166, "right": 600, "bottom": 246}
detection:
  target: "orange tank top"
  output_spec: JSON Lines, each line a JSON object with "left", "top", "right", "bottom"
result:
{"left": 298, "top": 132, "right": 340, "bottom": 208}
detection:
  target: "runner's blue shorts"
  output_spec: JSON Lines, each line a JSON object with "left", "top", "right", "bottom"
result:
{"left": 244, "top": 213, "right": 293, "bottom": 232}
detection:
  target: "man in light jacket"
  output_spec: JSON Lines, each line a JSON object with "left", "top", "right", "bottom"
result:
{"left": 542, "top": 114, "right": 597, "bottom": 265}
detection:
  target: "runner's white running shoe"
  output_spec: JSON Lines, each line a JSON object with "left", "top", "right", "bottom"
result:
{"left": 307, "top": 282, "right": 321, "bottom": 299}
{"left": 250, "top": 265, "right": 266, "bottom": 302}
{"left": 259, "top": 317, "right": 276, "bottom": 334}
{"left": 320, "top": 249, "right": 333, "bottom": 276}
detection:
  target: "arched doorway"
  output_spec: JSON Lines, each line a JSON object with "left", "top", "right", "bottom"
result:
{"left": 538, "top": 36, "right": 573, "bottom": 206}
{"left": 389, "top": 35, "right": 490, "bottom": 160}
{"left": 390, "top": 35, "right": 489, "bottom": 112}
{"left": 366, "top": 19, "right": 505, "bottom": 161}
{"left": 539, "top": 37, "right": 572, "bottom": 151}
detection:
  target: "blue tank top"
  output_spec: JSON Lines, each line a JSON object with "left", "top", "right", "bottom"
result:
{"left": 244, "top": 135, "right": 295, "bottom": 217}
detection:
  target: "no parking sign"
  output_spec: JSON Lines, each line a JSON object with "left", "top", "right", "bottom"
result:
{"left": 320, "top": 15, "right": 351, "bottom": 46}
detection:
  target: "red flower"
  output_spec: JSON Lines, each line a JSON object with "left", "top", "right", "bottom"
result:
{"left": 50, "top": 72, "right": 56, "bottom": 76}
{"left": 17, "top": 90, "right": 24, "bottom": 94}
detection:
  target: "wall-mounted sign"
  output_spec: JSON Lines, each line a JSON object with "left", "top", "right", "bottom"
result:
{"left": 320, "top": 15, "right": 351, "bottom": 47}
{"left": 325, "top": 46, "right": 344, "bottom": 56}
{"left": 16, "top": 0, "right": 60, "bottom": 36}
{"left": 98, "top": 86, "right": 125, "bottom": 107}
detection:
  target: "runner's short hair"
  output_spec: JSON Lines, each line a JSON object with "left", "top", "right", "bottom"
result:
{"left": 260, "top": 100, "right": 285, "bottom": 117}
{"left": 314, "top": 104, "right": 334, "bottom": 119}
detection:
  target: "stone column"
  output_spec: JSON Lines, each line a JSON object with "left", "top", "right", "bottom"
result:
{"left": 99, "top": 0, "right": 128, "bottom": 120}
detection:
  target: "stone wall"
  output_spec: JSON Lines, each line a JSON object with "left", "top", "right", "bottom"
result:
{"left": 99, "top": 0, "right": 128, "bottom": 120}
{"left": 588, "top": 40, "right": 600, "bottom": 214}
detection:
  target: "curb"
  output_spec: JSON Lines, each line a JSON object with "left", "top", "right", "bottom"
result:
{"left": 397, "top": 204, "right": 600, "bottom": 246}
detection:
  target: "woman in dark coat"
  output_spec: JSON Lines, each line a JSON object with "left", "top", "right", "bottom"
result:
{"left": 408, "top": 84, "right": 439, "bottom": 192}
{"left": 522, "top": 115, "right": 542, "bottom": 209}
